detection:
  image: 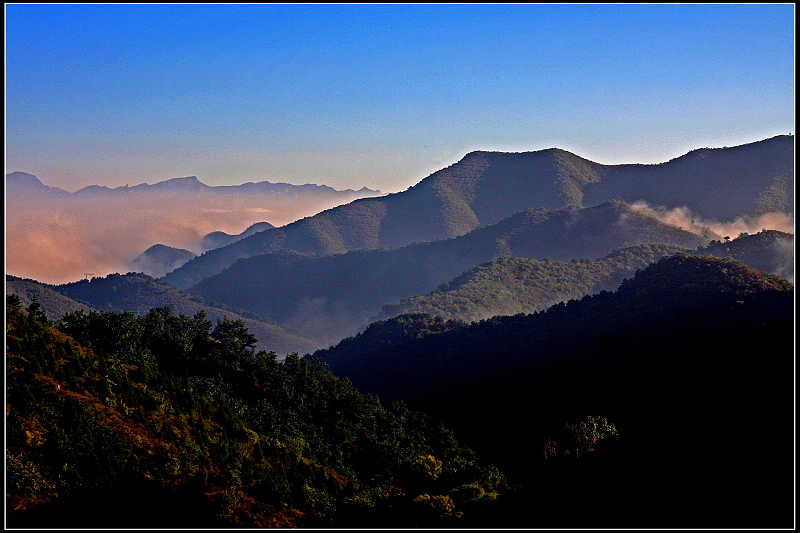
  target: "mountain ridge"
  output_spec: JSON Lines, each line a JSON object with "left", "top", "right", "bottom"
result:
{"left": 189, "top": 201, "right": 708, "bottom": 345}
{"left": 164, "top": 135, "right": 793, "bottom": 289}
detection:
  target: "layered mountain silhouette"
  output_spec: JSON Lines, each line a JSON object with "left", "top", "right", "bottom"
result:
{"left": 130, "top": 244, "right": 197, "bottom": 278}
{"left": 190, "top": 201, "right": 708, "bottom": 345}
{"left": 6, "top": 173, "right": 380, "bottom": 200}
{"left": 6, "top": 172, "right": 70, "bottom": 198}
{"left": 200, "top": 221, "right": 275, "bottom": 252}
{"left": 379, "top": 230, "right": 794, "bottom": 322}
{"left": 164, "top": 135, "right": 793, "bottom": 289}
{"left": 6, "top": 172, "right": 380, "bottom": 284}
{"left": 26, "top": 273, "right": 319, "bottom": 355}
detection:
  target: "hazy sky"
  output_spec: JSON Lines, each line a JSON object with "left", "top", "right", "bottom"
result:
{"left": 5, "top": 4, "right": 794, "bottom": 193}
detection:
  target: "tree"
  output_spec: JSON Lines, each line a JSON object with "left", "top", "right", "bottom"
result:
{"left": 26, "top": 296, "right": 48, "bottom": 324}
{"left": 7, "top": 293, "right": 22, "bottom": 311}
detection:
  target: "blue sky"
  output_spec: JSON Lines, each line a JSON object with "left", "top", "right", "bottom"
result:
{"left": 5, "top": 4, "right": 795, "bottom": 192}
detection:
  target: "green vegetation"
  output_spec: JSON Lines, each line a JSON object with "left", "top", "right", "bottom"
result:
{"left": 381, "top": 230, "right": 793, "bottom": 323}
{"left": 6, "top": 299, "right": 504, "bottom": 528}
{"left": 381, "top": 244, "right": 686, "bottom": 322}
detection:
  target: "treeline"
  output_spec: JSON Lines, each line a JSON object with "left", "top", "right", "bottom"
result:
{"left": 6, "top": 297, "right": 505, "bottom": 528}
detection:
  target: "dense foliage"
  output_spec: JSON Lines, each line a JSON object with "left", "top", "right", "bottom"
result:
{"left": 317, "top": 255, "right": 794, "bottom": 526}
{"left": 6, "top": 300, "right": 504, "bottom": 527}
{"left": 380, "top": 230, "right": 793, "bottom": 322}
{"left": 380, "top": 244, "right": 686, "bottom": 322}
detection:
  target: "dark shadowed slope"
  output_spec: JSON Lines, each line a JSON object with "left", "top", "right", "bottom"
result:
{"left": 314, "top": 255, "right": 794, "bottom": 527}
{"left": 583, "top": 135, "right": 794, "bottom": 218}
{"left": 129, "top": 244, "right": 197, "bottom": 278}
{"left": 190, "top": 201, "right": 707, "bottom": 345}
{"left": 48, "top": 273, "right": 319, "bottom": 355}
{"left": 163, "top": 135, "right": 792, "bottom": 289}
{"left": 6, "top": 275, "right": 94, "bottom": 320}
{"left": 379, "top": 229, "right": 794, "bottom": 322}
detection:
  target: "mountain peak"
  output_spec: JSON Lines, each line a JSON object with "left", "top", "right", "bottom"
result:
{"left": 6, "top": 171, "right": 42, "bottom": 184}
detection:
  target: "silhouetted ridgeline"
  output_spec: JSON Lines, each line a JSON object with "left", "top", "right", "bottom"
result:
{"left": 130, "top": 244, "right": 197, "bottom": 278}
{"left": 164, "top": 135, "right": 792, "bottom": 289}
{"left": 200, "top": 221, "right": 275, "bottom": 252}
{"left": 316, "top": 255, "right": 794, "bottom": 527}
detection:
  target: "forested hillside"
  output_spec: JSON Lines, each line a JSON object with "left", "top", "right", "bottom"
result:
{"left": 379, "top": 244, "right": 685, "bottom": 322}
{"left": 316, "top": 255, "right": 794, "bottom": 526}
{"left": 47, "top": 273, "right": 319, "bottom": 355}
{"left": 379, "top": 230, "right": 794, "bottom": 322}
{"left": 699, "top": 229, "right": 794, "bottom": 279}
{"left": 6, "top": 298, "right": 505, "bottom": 527}
{"left": 6, "top": 275, "right": 94, "bottom": 320}
{"left": 190, "top": 201, "right": 707, "bottom": 345}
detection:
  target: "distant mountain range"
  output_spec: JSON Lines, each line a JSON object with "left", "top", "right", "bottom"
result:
{"left": 164, "top": 135, "right": 793, "bottom": 289}
{"left": 5, "top": 172, "right": 381, "bottom": 284}
{"left": 6, "top": 172, "right": 380, "bottom": 200}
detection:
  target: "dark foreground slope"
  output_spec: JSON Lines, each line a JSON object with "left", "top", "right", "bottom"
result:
{"left": 164, "top": 135, "right": 791, "bottom": 289}
{"left": 191, "top": 201, "right": 706, "bottom": 345}
{"left": 6, "top": 301, "right": 503, "bottom": 528}
{"left": 317, "top": 255, "right": 794, "bottom": 527}
{"left": 379, "top": 229, "right": 794, "bottom": 322}
{"left": 49, "top": 273, "right": 319, "bottom": 355}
